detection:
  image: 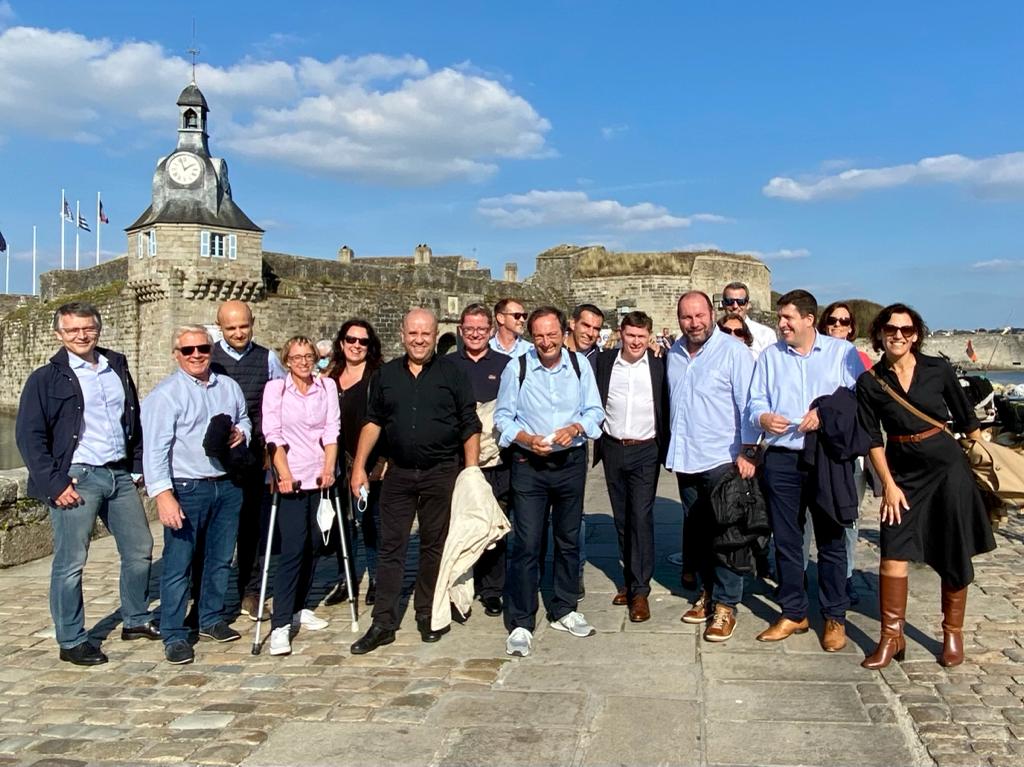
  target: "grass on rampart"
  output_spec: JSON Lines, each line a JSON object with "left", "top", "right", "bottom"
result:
{"left": 4, "top": 281, "right": 127, "bottom": 324}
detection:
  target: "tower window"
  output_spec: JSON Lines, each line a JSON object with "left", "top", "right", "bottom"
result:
{"left": 137, "top": 230, "right": 156, "bottom": 258}
{"left": 200, "top": 231, "right": 238, "bottom": 260}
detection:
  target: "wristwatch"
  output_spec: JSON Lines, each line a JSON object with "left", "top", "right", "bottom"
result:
{"left": 742, "top": 445, "right": 759, "bottom": 460}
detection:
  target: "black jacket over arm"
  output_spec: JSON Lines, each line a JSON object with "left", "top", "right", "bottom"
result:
{"left": 802, "top": 386, "right": 871, "bottom": 526}
{"left": 592, "top": 348, "right": 669, "bottom": 467}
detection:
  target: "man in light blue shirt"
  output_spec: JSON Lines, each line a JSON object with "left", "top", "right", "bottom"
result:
{"left": 494, "top": 306, "right": 604, "bottom": 658}
{"left": 666, "top": 292, "right": 758, "bottom": 642}
{"left": 744, "top": 289, "right": 864, "bottom": 651}
{"left": 143, "top": 324, "right": 251, "bottom": 665}
{"left": 488, "top": 297, "right": 533, "bottom": 358}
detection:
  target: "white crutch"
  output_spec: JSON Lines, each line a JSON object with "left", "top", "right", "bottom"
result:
{"left": 332, "top": 485, "right": 360, "bottom": 633}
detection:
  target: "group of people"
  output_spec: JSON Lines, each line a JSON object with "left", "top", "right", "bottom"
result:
{"left": 16, "top": 279, "right": 995, "bottom": 670}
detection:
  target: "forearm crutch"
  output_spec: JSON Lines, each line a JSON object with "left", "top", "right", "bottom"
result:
{"left": 252, "top": 443, "right": 286, "bottom": 655}
{"left": 331, "top": 486, "right": 360, "bottom": 632}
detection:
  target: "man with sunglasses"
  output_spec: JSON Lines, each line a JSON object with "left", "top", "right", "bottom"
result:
{"left": 489, "top": 298, "right": 532, "bottom": 358}
{"left": 143, "top": 325, "right": 251, "bottom": 665}
{"left": 17, "top": 302, "right": 158, "bottom": 666}
{"left": 721, "top": 281, "right": 777, "bottom": 356}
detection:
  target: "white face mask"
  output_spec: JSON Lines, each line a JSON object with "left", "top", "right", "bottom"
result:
{"left": 316, "top": 492, "right": 336, "bottom": 545}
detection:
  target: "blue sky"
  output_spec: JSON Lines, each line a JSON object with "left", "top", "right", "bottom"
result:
{"left": 0, "top": 1, "right": 1021, "bottom": 328}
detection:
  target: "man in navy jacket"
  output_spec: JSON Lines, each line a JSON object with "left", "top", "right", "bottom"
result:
{"left": 16, "top": 302, "right": 157, "bottom": 666}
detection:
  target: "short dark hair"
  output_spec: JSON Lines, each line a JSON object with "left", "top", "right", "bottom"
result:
{"left": 494, "top": 297, "right": 523, "bottom": 317}
{"left": 777, "top": 289, "right": 818, "bottom": 320}
{"left": 620, "top": 311, "right": 653, "bottom": 332}
{"left": 818, "top": 301, "right": 857, "bottom": 340}
{"left": 460, "top": 303, "right": 492, "bottom": 325}
{"left": 572, "top": 303, "right": 605, "bottom": 322}
{"left": 53, "top": 302, "right": 102, "bottom": 332}
{"left": 869, "top": 303, "right": 928, "bottom": 354}
{"left": 717, "top": 316, "right": 753, "bottom": 347}
{"left": 677, "top": 290, "right": 715, "bottom": 316}
{"left": 722, "top": 281, "right": 749, "bottom": 298}
{"left": 527, "top": 306, "right": 566, "bottom": 335}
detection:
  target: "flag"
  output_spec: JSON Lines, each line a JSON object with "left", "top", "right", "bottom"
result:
{"left": 63, "top": 199, "right": 74, "bottom": 222}
{"left": 0, "top": 229, "right": 6, "bottom": 253}
{"left": 77, "top": 214, "right": 91, "bottom": 232}
{"left": 99, "top": 201, "right": 109, "bottom": 224}
{"left": 966, "top": 339, "right": 978, "bottom": 363}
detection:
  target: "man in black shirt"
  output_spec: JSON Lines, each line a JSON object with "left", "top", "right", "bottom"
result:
{"left": 449, "top": 303, "right": 511, "bottom": 617}
{"left": 349, "top": 308, "right": 481, "bottom": 654}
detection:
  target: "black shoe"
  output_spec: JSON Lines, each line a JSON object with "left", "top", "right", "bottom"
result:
{"left": 324, "top": 579, "right": 355, "bottom": 606}
{"left": 164, "top": 640, "right": 195, "bottom": 665}
{"left": 350, "top": 624, "right": 396, "bottom": 655}
{"left": 417, "top": 618, "right": 450, "bottom": 643}
{"left": 450, "top": 602, "right": 471, "bottom": 624}
{"left": 121, "top": 620, "right": 161, "bottom": 641}
{"left": 481, "top": 595, "right": 503, "bottom": 617}
{"left": 364, "top": 579, "right": 376, "bottom": 606}
{"left": 59, "top": 641, "right": 108, "bottom": 666}
{"left": 198, "top": 621, "right": 241, "bottom": 643}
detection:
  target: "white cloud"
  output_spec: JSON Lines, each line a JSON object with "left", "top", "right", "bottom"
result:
{"left": 0, "top": 25, "right": 551, "bottom": 185}
{"left": 477, "top": 190, "right": 730, "bottom": 232}
{"left": 678, "top": 242, "right": 722, "bottom": 252}
{"left": 763, "top": 151, "right": 1024, "bottom": 201}
{"left": 601, "top": 124, "right": 628, "bottom": 140}
{"left": 971, "top": 258, "right": 1024, "bottom": 271}
{"left": 741, "top": 248, "right": 811, "bottom": 261}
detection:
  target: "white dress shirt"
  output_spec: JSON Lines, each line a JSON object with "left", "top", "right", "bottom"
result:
{"left": 746, "top": 317, "right": 778, "bottom": 356}
{"left": 603, "top": 352, "right": 656, "bottom": 441}
{"left": 68, "top": 351, "right": 127, "bottom": 466}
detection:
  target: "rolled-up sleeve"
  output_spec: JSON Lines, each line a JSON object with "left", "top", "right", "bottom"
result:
{"left": 142, "top": 388, "right": 175, "bottom": 497}
{"left": 575, "top": 356, "right": 605, "bottom": 439}
{"left": 321, "top": 377, "right": 340, "bottom": 446}
{"left": 494, "top": 361, "right": 521, "bottom": 448}
{"left": 260, "top": 379, "right": 285, "bottom": 449}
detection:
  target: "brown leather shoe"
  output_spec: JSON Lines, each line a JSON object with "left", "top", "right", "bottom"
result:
{"left": 821, "top": 618, "right": 847, "bottom": 652}
{"left": 704, "top": 605, "right": 736, "bottom": 642}
{"left": 628, "top": 595, "right": 650, "bottom": 623}
{"left": 756, "top": 616, "right": 810, "bottom": 642}
{"left": 612, "top": 587, "right": 628, "bottom": 606}
{"left": 681, "top": 590, "right": 712, "bottom": 624}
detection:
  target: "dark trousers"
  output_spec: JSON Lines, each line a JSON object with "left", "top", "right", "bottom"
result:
{"left": 675, "top": 463, "right": 744, "bottom": 607}
{"left": 372, "top": 461, "right": 459, "bottom": 631}
{"left": 270, "top": 490, "right": 320, "bottom": 629}
{"left": 333, "top": 480, "right": 381, "bottom": 585}
{"left": 236, "top": 466, "right": 271, "bottom": 599}
{"left": 474, "top": 466, "right": 510, "bottom": 600}
{"left": 602, "top": 440, "right": 659, "bottom": 598}
{"left": 506, "top": 447, "right": 587, "bottom": 632}
{"left": 761, "top": 448, "right": 849, "bottom": 622}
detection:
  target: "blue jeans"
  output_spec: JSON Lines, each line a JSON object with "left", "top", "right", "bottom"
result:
{"left": 51, "top": 465, "right": 154, "bottom": 649}
{"left": 160, "top": 478, "right": 242, "bottom": 645}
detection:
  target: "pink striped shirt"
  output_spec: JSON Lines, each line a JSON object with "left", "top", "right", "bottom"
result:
{"left": 261, "top": 375, "right": 340, "bottom": 490}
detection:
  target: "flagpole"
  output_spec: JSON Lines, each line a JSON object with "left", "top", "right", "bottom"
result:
{"left": 75, "top": 200, "right": 80, "bottom": 271}
{"left": 4, "top": 237, "right": 9, "bottom": 295}
{"left": 32, "top": 225, "right": 37, "bottom": 297}
{"left": 96, "top": 192, "right": 101, "bottom": 266}
{"left": 60, "top": 188, "right": 66, "bottom": 270}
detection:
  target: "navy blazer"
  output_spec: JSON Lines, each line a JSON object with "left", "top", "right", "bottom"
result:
{"left": 16, "top": 347, "right": 144, "bottom": 504}
{"left": 592, "top": 348, "right": 669, "bottom": 467}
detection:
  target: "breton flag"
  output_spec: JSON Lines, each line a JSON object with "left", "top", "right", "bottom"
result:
{"left": 0, "top": 229, "right": 6, "bottom": 253}
{"left": 77, "top": 213, "right": 91, "bottom": 232}
{"left": 63, "top": 199, "right": 74, "bottom": 222}
{"left": 966, "top": 339, "right": 978, "bottom": 363}
{"left": 99, "top": 201, "right": 109, "bottom": 224}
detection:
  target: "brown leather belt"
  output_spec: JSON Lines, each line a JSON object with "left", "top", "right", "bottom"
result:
{"left": 605, "top": 435, "right": 656, "bottom": 447}
{"left": 890, "top": 426, "right": 944, "bottom": 444}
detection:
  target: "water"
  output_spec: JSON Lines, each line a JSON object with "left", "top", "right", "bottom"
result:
{"left": 986, "top": 371, "right": 1024, "bottom": 386}
{"left": 0, "top": 412, "right": 20, "bottom": 470}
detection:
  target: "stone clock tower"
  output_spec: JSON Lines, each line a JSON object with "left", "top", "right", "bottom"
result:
{"left": 125, "top": 80, "right": 264, "bottom": 388}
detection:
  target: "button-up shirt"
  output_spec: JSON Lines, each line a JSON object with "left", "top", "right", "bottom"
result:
{"left": 494, "top": 347, "right": 604, "bottom": 450}
{"left": 604, "top": 352, "right": 656, "bottom": 441}
{"left": 665, "top": 328, "right": 757, "bottom": 474}
{"left": 67, "top": 351, "right": 127, "bottom": 466}
{"left": 262, "top": 375, "right": 340, "bottom": 489}
{"left": 488, "top": 333, "right": 532, "bottom": 359}
{"left": 745, "top": 332, "right": 865, "bottom": 450}
{"left": 746, "top": 317, "right": 779, "bottom": 356}
{"left": 142, "top": 369, "right": 251, "bottom": 496}
{"left": 217, "top": 339, "right": 288, "bottom": 380}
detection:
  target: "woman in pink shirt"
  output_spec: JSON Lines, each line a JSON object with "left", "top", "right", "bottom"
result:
{"left": 261, "top": 336, "right": 341, "bottom": 656}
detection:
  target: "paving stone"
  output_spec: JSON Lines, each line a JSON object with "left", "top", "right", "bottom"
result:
{"left": 498, "top": 658, "right": 699, "bottom": 698}
{"left": 706, "top": 721, "right": 917, "bottom": 766}
{"left": 428, "top": 691, "right": 586, "bottom": 728}
{"left": 438, "top": 726, "right": 581, "bottom": 767}
{"left": 191, "top": 743, "right": 256, "bottom": 765}
{"left": 952, "top": 705, "right": 1013, "bottom": 724}
{"left": 707, "top": 680, "right": 870, "bottom": 723}
{"left": 582, "top": 697, "right": 700, "bottom": 766}
{"left": 135, "top": 741, "right": 198, "bottom": 762}
{"left": 243, "top": 722, "right": 446, "bottom": 766}
{"left": 168, "top": 712, "right": 236, "bottom": 730}
{"left": 702, "top": 650, "right": 874, "bottom": 682}
{"left": 908, "top": 705, "right": 952, "bottom": 723}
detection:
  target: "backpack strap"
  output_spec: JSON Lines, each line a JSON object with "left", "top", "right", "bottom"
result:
{"left": 519, "top": 350, "right": 582, "bottom": 387}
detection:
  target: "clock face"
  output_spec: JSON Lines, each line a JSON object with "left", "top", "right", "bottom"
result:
{"left": 167, "top": 153, "right": 203, "bottom": 185}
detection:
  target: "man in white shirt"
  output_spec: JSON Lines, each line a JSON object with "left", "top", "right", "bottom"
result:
{"left": 721, "top": 281, "right": 777, "bottom": 356}
{"left": 488, "top": 298, "right": 532, "bottom": 358}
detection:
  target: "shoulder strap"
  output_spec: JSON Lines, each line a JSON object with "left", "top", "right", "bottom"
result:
{"left": 868, "top": 369, "right": 950, "bottom": 433}
{"left": 518, "top": 355, "right": 527, "bottom": 387}
{"left": 567, "top": 350, "right": 582, "bottom": 379}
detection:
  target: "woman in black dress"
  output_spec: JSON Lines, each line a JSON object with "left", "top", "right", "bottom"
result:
{"left": 323, "top": 319, "right": 386, "bottom": 607}
{"left": 857, "top": 304, "right": 995, "bottom": 669}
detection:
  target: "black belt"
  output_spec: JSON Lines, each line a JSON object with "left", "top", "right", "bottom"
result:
{"left": 604, "top": 435, "right": 656, "bottom": 447}
{"left": 765, "top": 446, "right": 801, "bottom": 454}
{"left": 176, "top": 475, "right": 230, "bottom": 483}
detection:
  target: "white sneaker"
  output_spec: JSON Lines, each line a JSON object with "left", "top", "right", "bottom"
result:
{"left": 293, "top": 609, "right": 329, "bottom": 631}
{"left": 550, "top": 611, "right": 595, "bottom": 638}
{"left": 505, "top": 627, "right": 533, "bottom": 657}
{"left": 269, "top": 626, "right": 291, "bottom": 656}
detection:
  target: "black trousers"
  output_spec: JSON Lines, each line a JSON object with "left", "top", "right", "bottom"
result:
{"left": 602, "top": 440, "right": 659, "bottom": 597}
{"left": 372, "top": 461, "right": 459, "bottom": 631}
{"left": 236, "top": 466, "right": 271, "bottom": 599}
{"left": 474, "top": 465, "right": 510, "bottom": 600}
{"left": 270, "top": 489, "right": 320, "bottom": 629}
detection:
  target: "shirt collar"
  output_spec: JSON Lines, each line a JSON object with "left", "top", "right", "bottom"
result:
{"left": 219, "top": 338, "right": 253, "bottom": 358}
{"left": 284, "top": 374, "right": 325, "bottom": 394}
{"left": 177, "top": 367, "right": 218, "bottom": 387}
{"left": 527, "top": 346, "right": 570, "bottom": 372}
{"left": 614, "top": 350, "right": 649, "bottom": 368}
{"left": 67, "top": 350, "right": 108, "bottom": 371}
{"left": 784, "top": 330, "right": 824, "bottom": 358}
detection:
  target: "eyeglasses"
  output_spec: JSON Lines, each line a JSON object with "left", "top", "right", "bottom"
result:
{"left": 826, "top": 316, "right": 852, "bottom": 327}
{"left": 59, "top": 326, "right": 99, "bottom": 337}
{"left": 882, "top": 324, "right": 916, "bottom": 339}
{"left": 343, "top": 336, "right": 370, "bottom": 347}
{"left": 500, "top": 311, "right": 528, "bottom": 320}
{"left": 460, "top": 326, "right": 490, "bottom": 336}
{"left": 288, "top": 353, "right": 315, "bottom": 362}
{"left": 176, "top": 344, "right": 212, "bottom": 356}
{"left": 721, "top": 326, "right": 748, "bottom": 338}
{"left": 721, "top": 297, "right": 749, "bottom": 307}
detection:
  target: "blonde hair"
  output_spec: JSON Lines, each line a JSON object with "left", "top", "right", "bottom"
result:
{"left": 280, "top": 335, "right": 316, "bottom": 365}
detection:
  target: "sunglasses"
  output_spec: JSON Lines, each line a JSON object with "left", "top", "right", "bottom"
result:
{"left": 826, "top": 316, "right": 852, "bottom": 327}
{"left": 501, "top": 311, "right": 528, "bottom": 320}
{"left": 882, "top": 324, "right": 916, "bottom": 339}
{"left": 721, "top": 326, "right": 748, "bottom": 338}
{"left": 721, "top": 297, "right": 749, "bottom": 307}
{"left": 344, "top": 335, "right": 370, "bottom": 347}
{"left": 177, "top": 344, "right": 212, "bottom": 356}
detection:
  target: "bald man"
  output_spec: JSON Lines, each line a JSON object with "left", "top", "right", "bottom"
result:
{"left": 349, "top": 308, "right": 481, "bottom": 654}
{"left": 209, "top": 300, "right": 286, "bottom": 618}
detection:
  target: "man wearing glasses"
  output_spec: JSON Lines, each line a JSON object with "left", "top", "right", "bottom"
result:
{"left": 142, "top": 325, "right": 251, "bottom": 665}
{"left": 489, "top": 298, "right": 532, "bottom": 358}
{"left": 720, "top": 281, "right": 777, "bottom": 356}
{"left": 17, "top": 302, "right": 158, "bottom": 666}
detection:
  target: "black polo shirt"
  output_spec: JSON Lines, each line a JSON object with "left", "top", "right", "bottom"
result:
{"left": 366, "top": 353, "right": 481, "bottom": 469}
{"left": 449, "top": 347, "right": 510, "bottom": 403}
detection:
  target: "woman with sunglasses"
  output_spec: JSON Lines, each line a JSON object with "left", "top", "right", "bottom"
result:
{"left": 261, "top": 336, "right": 340, "bottom": 656}
{"left": 819, "top": 302, "right": 873, "bottom": 370}
{"left": 716, "top": 316, "right": 756, "bottom": 357}
{"left": 324, "top": 319, "right": 386, "bottom": 608}
{"left": 857, "top": 304, "right": 995, "bottom": 669}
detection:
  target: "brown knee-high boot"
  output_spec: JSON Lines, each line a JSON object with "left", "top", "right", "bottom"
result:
{"left": 940, "top": 583, "right": 968, "bottom": 667}
{"left": 862, "top": 575, "right": 908, "bottom": 669}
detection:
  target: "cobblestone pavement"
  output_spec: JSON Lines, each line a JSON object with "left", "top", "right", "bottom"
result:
{"left": 0, "top": 467, "right": 1020, "bottom": 766}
